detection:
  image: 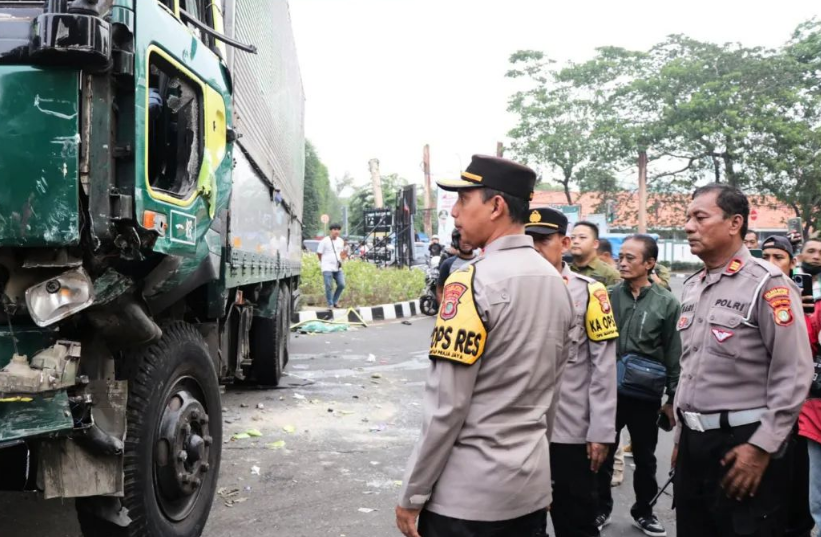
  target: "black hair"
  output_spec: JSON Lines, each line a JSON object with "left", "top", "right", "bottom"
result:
{"left": 624, "top": 234, "right": 658, "bottom": 275}
{"left": 692, "top": 183, "right": 749, "bottom": 237}
{"left": 597, "top": 238, "right": 613, "bottom": 255}
{"left": 451, "top": 228, "right": 461, "bottom": 249}
{"left": 481, "top": 188, "right": 529, "bottom": 225}
{"left": 329, "top": 223, "right": 342, "bottom": 230}
{"left": 573, "top": 221, "right": 600, "bottom": 240}
{"left": 804, "top": 237, "right": 821, "bottom": 250}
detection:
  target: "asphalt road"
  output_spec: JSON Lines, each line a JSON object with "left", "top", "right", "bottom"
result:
{"left": 0, "top": 310, "right": 680, "bottom": 537}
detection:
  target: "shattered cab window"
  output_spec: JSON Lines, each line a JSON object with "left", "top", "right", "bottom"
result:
{"left": 146, "top": 53, "right": 203, "bottom": 200}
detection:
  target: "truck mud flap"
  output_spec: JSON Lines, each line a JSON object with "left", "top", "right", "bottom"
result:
{"left": 39, "top": 380, "right": 127, "bottom": 499}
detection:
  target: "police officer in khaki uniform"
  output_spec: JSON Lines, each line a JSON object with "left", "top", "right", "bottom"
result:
{"left": 396, "top": 155, "right": 574, "bottom": 537}
{"left": 673, "top": 183, "right": 813, "bottom": 536}
{"left": 526, "top": 207, "right": 618, "bottom": 537}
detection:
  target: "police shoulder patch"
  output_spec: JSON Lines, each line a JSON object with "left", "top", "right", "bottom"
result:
{"left": 763, "top": 285, "right": 794, "bottom": 327}
{"left": 430, "top": 265, "right": 487, "bottom": 365}
{"left": 585, "top": 282, "right": 619, "bottom": 341}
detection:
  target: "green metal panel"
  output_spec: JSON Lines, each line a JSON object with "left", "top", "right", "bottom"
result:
{"left": 133, "top": 2, "right": 233, "bottom": 258}
{"left": 0, "top": 67, "right": 80, "bottom": 247}
{"left": 0, "top": 391, "right": 73, "bottom": 443}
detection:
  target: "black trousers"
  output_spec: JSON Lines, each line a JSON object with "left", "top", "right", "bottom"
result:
{"left": 418, "top": 509, "right": 548, "bottom": 537}
{"left": 674, "top": 421, "right": 791, "bottom": 537}
{"left": 550, "top": 443, "right": 599, "bottom": 537}
{"left": 785, "top": 431, "right": 813, "bottom": 537}
{"left": 597, "top": 395, "right": 660, "bottom": 519}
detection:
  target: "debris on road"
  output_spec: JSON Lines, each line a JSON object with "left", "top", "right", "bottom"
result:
{"left": 251, "top": 465, "right": 261, "bottom": 476}
{"left": 282, "top": 425, "right": 297, "bottom": 434}
{"left": 366, "top": 354, "right": 376, "bottom": 362}
{"left": 371, "top": 373, "right": 382, "bottom": 379}
{"left": 266, "top": 440, "right": 286, "bottom": 450}
{"left": 256, "top": 403, "right": 265, "bottom": 409}
{"left": 217, "top": 487, "right": 248, "bottom": 508}
{"left": 231, "top": 429, "right": 263, "bottom": 441}
{"left": 294, "top": 320, "right": 349, "bottom": 334}
{"left": 357, "top": 508, "right": 377, "bottom": 514}
{"left": 293, "top": 393, "right": 306, "bottom": 400}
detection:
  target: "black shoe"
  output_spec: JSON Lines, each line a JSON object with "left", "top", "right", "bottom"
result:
{"left": 595, "top": 513, "right": 611, "bottom": 531}
{"left": 633, "top": 514, "right": 666, "bottom": 537}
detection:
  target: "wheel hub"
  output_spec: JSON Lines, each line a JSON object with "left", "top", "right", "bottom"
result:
{"left": 154, "top": 385, "right": 212, "bottom": 521}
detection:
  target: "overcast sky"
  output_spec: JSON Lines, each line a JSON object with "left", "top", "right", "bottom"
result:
{"left": 289, "top": 0, "right": 820, "bottom": 191}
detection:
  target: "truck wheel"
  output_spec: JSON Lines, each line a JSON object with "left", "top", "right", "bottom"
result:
{"left": 251, "top": 285, "right": 290, "bottom": 385}
{"left": 78, "top": 323, "right": 222, "bottom": 537}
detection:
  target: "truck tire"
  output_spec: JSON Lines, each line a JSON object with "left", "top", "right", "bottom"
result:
{"left": 77, "top": 323, "right": 222, "bottom": 537}
{"left": 251, "top": 285, "right": 290, "bottom": 385}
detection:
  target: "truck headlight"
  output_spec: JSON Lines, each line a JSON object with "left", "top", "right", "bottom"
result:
{"left": 25, "top": 268, "right": 95, "bottom": 327}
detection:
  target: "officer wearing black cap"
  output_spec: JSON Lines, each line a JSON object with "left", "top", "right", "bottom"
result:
{"left": 397, "top": 155, "right": 574, "bottom": 537}
{"left": 526, "top": 207, "right": 618, "bottom": 537}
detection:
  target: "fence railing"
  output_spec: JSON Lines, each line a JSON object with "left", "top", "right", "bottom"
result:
{"left": 657, "top": 240, "right": 701, "bottom": 264}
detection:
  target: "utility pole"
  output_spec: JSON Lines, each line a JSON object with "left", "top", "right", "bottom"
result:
{"left": 496, "top": 142, "right": 504, "bottom": 157}
{"left": 638, "top": 150, "right": 648, "bottom": 233}
{"left": 368, "top": 158, "right": 384, "bottom": 208}
{"left": 423, "top": 144, "right": 432, "bottom": 237}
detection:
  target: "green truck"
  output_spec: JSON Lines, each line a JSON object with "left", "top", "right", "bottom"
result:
{"left": 0, "top": 1, "right": 304, "bottom": 535}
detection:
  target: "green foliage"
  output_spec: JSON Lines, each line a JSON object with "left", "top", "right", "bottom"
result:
{"left": 303, "top": 141, "right": 343, "bottom": 238}
{"left": 507, "top": 19, "right": 821, "bottom": 231}
{"left": 663, "top": 260, "right": 705, "bottom": 273}
{"left": 298, "top": 254, "right": 426, "bottom": 308}
{"left": 506, "top": 51, "right": 616, "bottom": 204}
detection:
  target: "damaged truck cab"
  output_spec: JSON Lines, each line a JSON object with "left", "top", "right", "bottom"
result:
{"left": 0, "top": 1, "right": 305, "bottom": 535}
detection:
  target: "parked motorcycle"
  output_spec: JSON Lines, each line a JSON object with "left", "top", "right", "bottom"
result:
{"left": 420, "top": 255, "right": 441, "bottom": 316}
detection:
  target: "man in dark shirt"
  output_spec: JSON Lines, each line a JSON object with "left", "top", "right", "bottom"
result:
{"left": 596, "top": 234, "right": 681, "bottom": 537}
{"left": 436, "top": 230, "right": 476, "bottom": 304}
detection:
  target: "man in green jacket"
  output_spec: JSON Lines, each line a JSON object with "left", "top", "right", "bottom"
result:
{"left": 596, "top": 234, "right": 681, "bottom": 537}
{"left": 570, "top": 221, "right": 621, "bottom": 286}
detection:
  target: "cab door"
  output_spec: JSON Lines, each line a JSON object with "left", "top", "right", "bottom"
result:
{"left": 134, "top": 0, "right": 231, "bottom": 258}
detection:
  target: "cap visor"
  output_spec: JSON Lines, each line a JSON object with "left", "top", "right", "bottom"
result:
{"left": 436, "top": 178, "right": 483, "bottom": 192}
{"left": 525, "top": 224, "right": 561, "bottom": 235}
